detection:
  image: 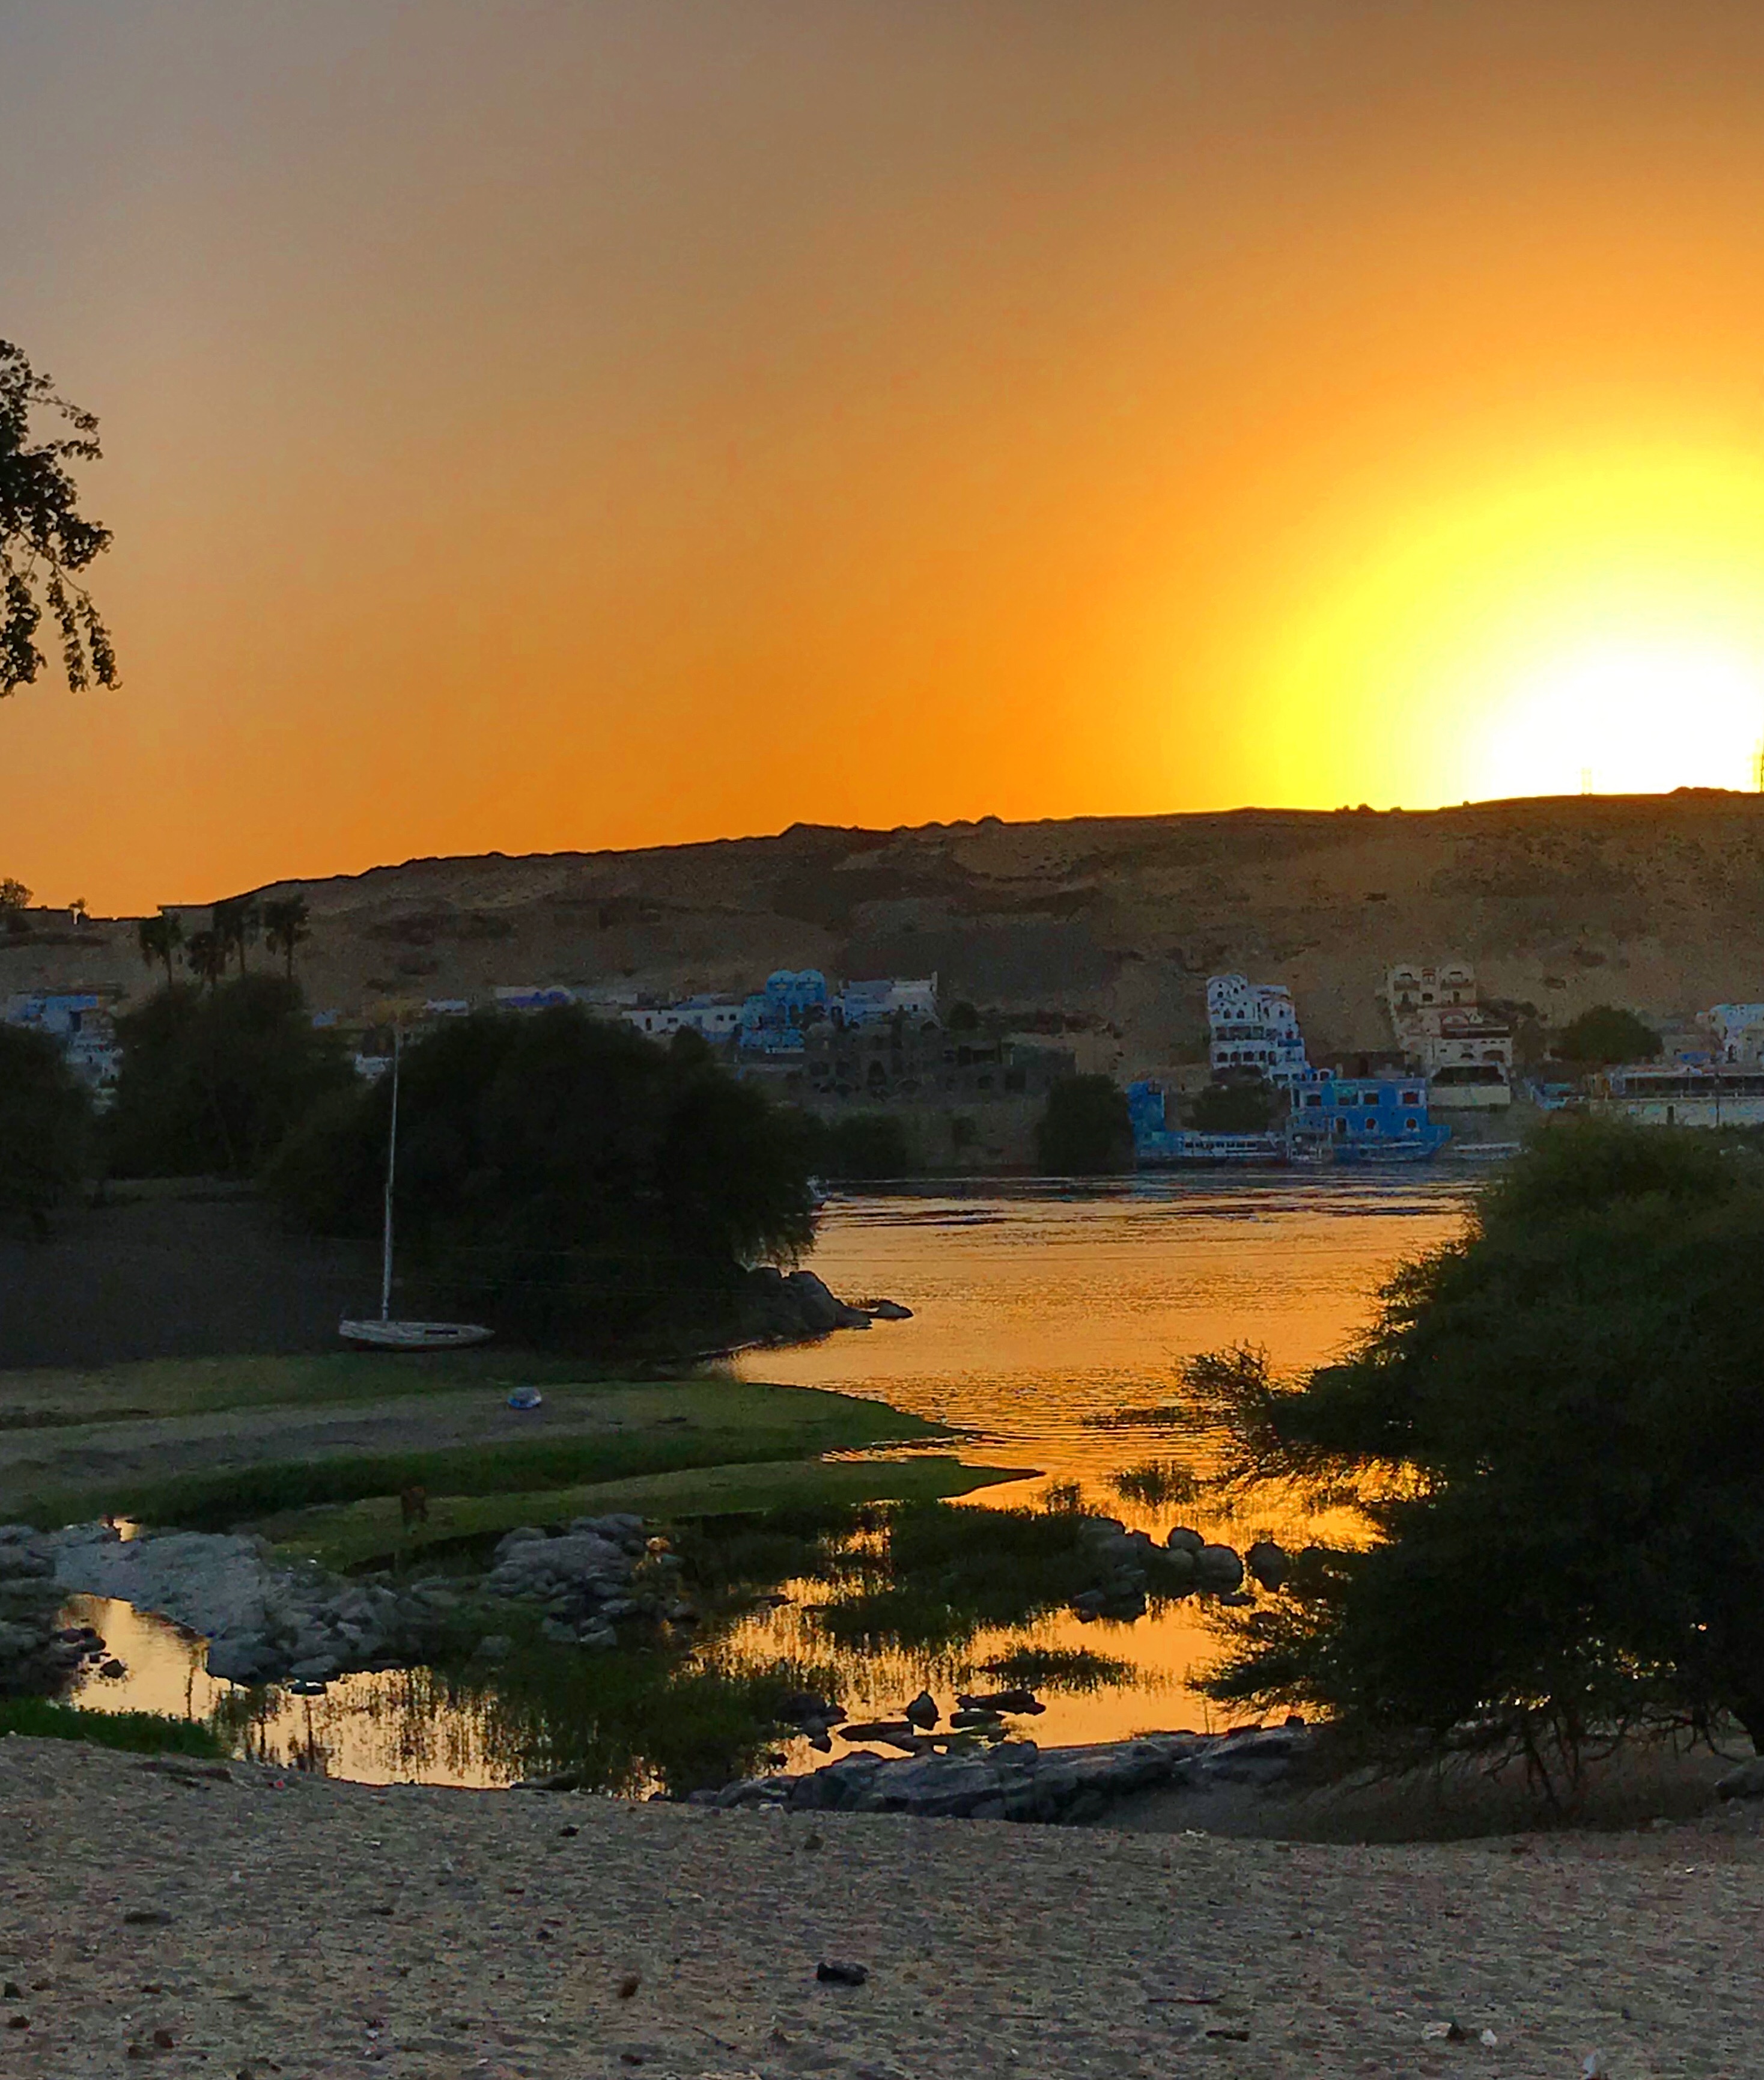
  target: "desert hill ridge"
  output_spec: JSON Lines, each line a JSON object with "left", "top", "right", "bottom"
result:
{"left": 11, "top": 790, "right": 1764, "bottom": 1072}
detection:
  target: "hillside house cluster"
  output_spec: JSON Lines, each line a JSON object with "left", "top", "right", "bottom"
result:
{"left": 1384, "top": 961, "right": 1512, "bottom": 1106}
{"left": 1206, "top": 974, "right": 1311, "bottom": 1084}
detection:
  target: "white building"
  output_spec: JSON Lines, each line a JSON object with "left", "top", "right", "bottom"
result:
{"left": 1206, "top": 974, "right": 1310, "bottom": 1084}
{"left": 1705, "top": 1003, "right": 1764, "bottom": 1066}
{"left": 1385, "top": 962, "right": 1513, "bottom": 1080}
{"left": 621, "top": 997, "right": 744, "bottom": 1042}
{"left": 835, "top": 976, "right": 939, "bottom": 1027}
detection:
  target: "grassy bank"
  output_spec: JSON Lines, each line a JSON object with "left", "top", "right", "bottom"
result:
{"left": 0, "top": 1697, "right": 227, "bottom": 1757}
{"left": 269, "top": 1456, "right": 1027, "bottom": 1569}
{"left": 0, "top": 1352, "right": 1022, "bottom": 1564}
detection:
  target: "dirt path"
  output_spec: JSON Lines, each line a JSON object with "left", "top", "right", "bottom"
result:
{"left": 2, "top": 1737, "right": 1762, "bottom": 2079}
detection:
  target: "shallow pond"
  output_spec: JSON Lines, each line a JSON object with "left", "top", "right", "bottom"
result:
{"left": 64, "top": 1173, "right": 1474, "bottom": 1783}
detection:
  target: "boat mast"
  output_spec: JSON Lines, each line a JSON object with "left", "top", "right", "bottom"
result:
{"left": 380, "top": 1026, "right": 401, "bottom": 1322}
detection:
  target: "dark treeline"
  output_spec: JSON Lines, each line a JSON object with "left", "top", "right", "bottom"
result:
{"left": 266, "top": 1007, "right": 817, "bottom": 1347}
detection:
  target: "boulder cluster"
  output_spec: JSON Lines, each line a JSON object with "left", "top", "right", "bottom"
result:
{"left": 695, "top": 1724, "right": 1310, "bottom": 1824}
{"left": 743, "top": 1268, "right": 913, "bottom": 1342}
{"left": 1065, "top": 1516, "right": 1289, "bottom": 1621}
{"left": 482, "top": 1517, "right": 665, "bottom": 1650}
{"left": 0, "top": 1528, "right": 109, "bottom": 1695}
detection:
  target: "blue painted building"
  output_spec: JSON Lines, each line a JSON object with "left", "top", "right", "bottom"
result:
{"left": 740, "top": 969, "right": 830, "bottom": 1052}
{"left": 1126, "top": 1078, "right": 1286, "bottom": 1165}
{"left": 1288, "top": 1075, "right": 1449, "bottom": 1162}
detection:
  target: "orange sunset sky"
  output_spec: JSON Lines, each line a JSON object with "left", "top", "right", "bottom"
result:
{"left": 11, "top": 2, "right": 1764, "bottom": 913}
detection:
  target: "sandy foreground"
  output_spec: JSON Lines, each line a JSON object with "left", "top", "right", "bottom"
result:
{"left": 3, "top": 1739, "right": 1763, "bottom": 2080}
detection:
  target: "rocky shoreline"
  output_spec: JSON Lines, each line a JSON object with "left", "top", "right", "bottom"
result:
{"left": 689, "top": 1722, "right": 1312, "bottom": 1823}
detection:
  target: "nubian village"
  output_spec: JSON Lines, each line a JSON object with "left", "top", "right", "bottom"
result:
{"left": 5, "top": 6, "right": 1764, "bottom": 2075}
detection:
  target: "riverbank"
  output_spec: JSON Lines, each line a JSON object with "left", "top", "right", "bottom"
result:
{"left": 0, "top": 1352, "right": 1012, "bottom": 1548}
{"left": 3, "top": 1736, "right": 1762, "bottom": 2078}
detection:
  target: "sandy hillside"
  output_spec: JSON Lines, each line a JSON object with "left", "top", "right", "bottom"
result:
{"left": 9, "top": 791, "right": 1764, "bottom": 1070}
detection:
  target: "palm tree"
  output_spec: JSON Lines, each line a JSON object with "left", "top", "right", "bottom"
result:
{"left": 136, "top": 912, "right": 184, "bottom": 989}
{"left": 184, "top": 927, "right": 228, "bottom": 993}
{"left": 213, "top": 897, "right": 260, "bottom": 975}
{"left": 261, "top": 895, "right": 311, "bottom": 980}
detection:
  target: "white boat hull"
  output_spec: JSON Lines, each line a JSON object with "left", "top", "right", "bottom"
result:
{"left": 339, "top": 1319, "right": 494, "bottom": 1351}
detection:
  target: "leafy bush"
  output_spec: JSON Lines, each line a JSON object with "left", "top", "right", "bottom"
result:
{"left": 0, "top": 1024, "right": 90, "bottom": 1235}
{"left": 814, "top": 1111, "right": 912, "bottom": 1181}
{"left": 1190, "top": 1078, "right": 1279, "bottom": 1132}
{"left": 1189, "top": 1117, "right": 1764, "bottom": 1769}
{"left": 108, "top": 975, "right": 353, "bottom": 1177}
{"left": 1554, "top": 1004, "right": 1661, "bottom": 1066}
{"left": 1035, "top": 1075, "right": 1133, "bottom": 1174}
{"left": 265, "top": 1007, "right": 817, "bottom": 1347}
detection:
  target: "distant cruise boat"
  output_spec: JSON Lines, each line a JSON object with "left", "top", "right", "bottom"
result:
{"left": 339, "top": 1029, "right": 492, "bottom": 1353}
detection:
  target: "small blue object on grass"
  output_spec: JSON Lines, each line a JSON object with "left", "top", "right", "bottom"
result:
{"left": 506, "top": 1387, "right": 544, "bottom": 1411}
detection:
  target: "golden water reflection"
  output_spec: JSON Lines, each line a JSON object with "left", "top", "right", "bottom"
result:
{"left": 66, "top": 1175, "right": 1474, "bottom": 1784}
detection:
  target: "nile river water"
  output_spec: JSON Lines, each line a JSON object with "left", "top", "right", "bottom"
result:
{"left": 66, "top": 1174, "right": 1475, "bottom": 1782}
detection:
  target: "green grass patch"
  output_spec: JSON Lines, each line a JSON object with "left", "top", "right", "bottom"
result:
{"left": 12, "top": 1379, "right": 948, "bottom": 1530}
{"left": 0, "top": 1349, "right": 677, "bottom": 1425}
{"left": 977, "top": 1645, "right": 1140, "bottom": 1693}
{"left": 267, "top": 1457, "right": 1028, "bottom": 1570}
{"left": 0, "top": 1697, "right": 228, "bottom": 1757}
{"left": 1109, "top": 1459, "right": 1201, "bottom": 1508}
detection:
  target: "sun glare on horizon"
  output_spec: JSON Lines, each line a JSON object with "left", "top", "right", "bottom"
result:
{"left": 1247, "top": 444, "right": 1764, "bottom": 810}
{"left": 1470, "top": 640, "right": 1764, "bottom": 800}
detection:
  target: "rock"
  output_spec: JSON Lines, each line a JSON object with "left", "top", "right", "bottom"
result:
{"left": 1069, "top": 1590, "right": 1107, "bottom": 1618}
{"left": 1194, "top": 1544, "right": 1245, "bottom": 1592}
{"left": 1164, "top": 1526, "right": 1206, "bottom": 1555}
{"left": 816, "top": 1961, "right": 869, "bottom": 1987}
{"left": 1245, "top": 1539, "right": 1289, "bottom": 1590}
{"left": 904, "top": 1690, "right": 940, "bottom": 1728}
{"left": 866, "top": 1299, "right": 913, "bottom": 1320}
{"left": 473, "top": 1635, "right": 514, "bottom": 1662}
{"left": 786, "top": 1269, "right": 872, "bottom": 1332}
{"left": 1154, "top": 1546, "right": 1196, "bottom": 1588}
{"left": 121, "top": 1909, "right": 174, "bottom": 1926}
{"left": 957, "top": 1689, "right": 1041, "bottom": 1715}
{"left": 1716, "top": 1757, "right": 1764, "bottom": 1800}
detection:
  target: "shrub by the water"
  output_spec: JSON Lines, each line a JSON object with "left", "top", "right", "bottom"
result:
{"left": 266, "top": 1008, "right": 817, "bottom": 1348}
{"left": 1553, "top": 1004, "right": 1661, "bottom": 1066}
{"left": 813, "top": 1112, "right": 913, "bottom": 1181}
{"left": 1189, "top": 1078, "right": 1280, "bottom": 1133}
{"left": 1188, "top": 1117, "right": 1764, "bottom": 1769}
{"left": 1035, "top": 1075, "right": 1133, "bottom": 1175}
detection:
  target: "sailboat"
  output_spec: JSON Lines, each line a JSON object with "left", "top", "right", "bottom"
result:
{"left": 339, "top": 1029, "right": 493, "bottom": 1351}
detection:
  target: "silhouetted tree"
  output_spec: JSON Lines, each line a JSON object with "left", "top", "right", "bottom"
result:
{"left": 0, "top": 878, "right": 29, "bottom": 909}
{"left": 0, "top": 340, "right": 118, "bottom": 695}
{"left": 0, "top": 1025, "right": 91, "bottom": 1236}
{"left": 183, "top": 929, "right": 228, "bottom": 994}
{"left": 815, "top": 1112, "right": 913, "bottom": 1180}
{"left": 212, "top": 897, "right": 260, "bottom": 975}
{"left": 1035, "top": 1075, "right": 1133, "bottom": 1174}
{"left": 261, "top": 895, "right": 311, "bottom": 980}
{"left": 266, "top": 1007, "right": 818, "bottom": 1347}
{"left": 1193, "top": 1119, "right": 1764, "bottom": 1772}
{"left": 1190, "top": 1077, "right": 1279, "bottom": 1132}
{"left": 109, "top": 974, "right": 352, "bottom": 1177}
{"left": 136, "top": 913, "right": 184, "bottom": 989}
{"left": 1555, "top": 1004, "right": 1661, "bottom": 1067}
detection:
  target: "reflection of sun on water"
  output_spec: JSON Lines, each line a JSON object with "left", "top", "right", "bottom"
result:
{"left": 67, "top": 1180, "right": 1472, "bottom": 1784}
